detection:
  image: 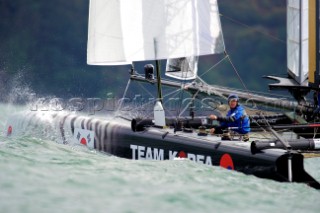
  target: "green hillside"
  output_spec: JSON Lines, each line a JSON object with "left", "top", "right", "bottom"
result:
{"left": 0, "top": 0, "right": 287, "bottom": 102}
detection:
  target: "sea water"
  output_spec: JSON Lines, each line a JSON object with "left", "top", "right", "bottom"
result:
{"left": 0, "top": 103, "right": 320, "bottom": 213}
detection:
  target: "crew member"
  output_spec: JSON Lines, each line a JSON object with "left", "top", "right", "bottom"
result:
{"left": 209, "top": 94, "right": 250, "bottom": 141}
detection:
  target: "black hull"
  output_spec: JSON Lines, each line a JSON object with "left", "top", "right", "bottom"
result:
{"left": 92, "top": 121, "right": 320, "bottom": 188}
{"left": 7, "top": 111, "right": 320, "bottom": 189}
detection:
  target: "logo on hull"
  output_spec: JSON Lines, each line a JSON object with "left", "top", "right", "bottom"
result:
{"left": 74, "top": 128, "right": 95, "bottom": 149}
{"left": 130, "top": 144, "right": 213, "bottom": 165}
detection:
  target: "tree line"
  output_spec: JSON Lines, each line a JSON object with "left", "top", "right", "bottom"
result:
{"left": 0, "top": 0, "right": 286, "bottom": 103}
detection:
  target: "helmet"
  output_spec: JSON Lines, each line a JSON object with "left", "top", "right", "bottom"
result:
{"left": 228, "top": 94, "right": 239, "bottom": 102}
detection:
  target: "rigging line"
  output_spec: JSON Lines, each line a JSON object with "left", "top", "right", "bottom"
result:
{"left": 197, "top": 55, "right": 229, "bottom": 78}
{"left": 163, "top": 88, "right": 183, "bottom": 98}
{"left": 164, "top": 87, "right": 198, "bottom": 118}
{"left": 129, "top": 91, "right": 176, "bottom": 119}
{"left": 135, "top": 73, "right": 183, "bottom": 99}
{"left": 208, "top": 84, "right": 290, "bottom": 99}
{"left": 226, "top": 50, "right": 280, "bottom": 138}
{"left": 134, "top": 88, "right": 183, "bottom": 119}
{"left": 176, "top": 80, "right": 188, "bottom": 118}
{"left": 123, "top": 81, "right": 155, "bottom": 119}
{"left": 220, "top": 14, "right": 286, "bottom": 44}
{"left": 224, "top": 50, "right": 251, "bottom": 93}
{"left": 116, "top": 78, "right": 132, "bottom": 114}
{"left": 136, "top": 81, "right": 155, "bottom": 98}
{"left": 249, "top": 124, "right": 271, "bottom": 139}
{"left": 178, "top": 90, "right": 200, "bottom": 117}
{"left": 196, "top": 78, "right": 226, "bottom": 98}
{"left": 224, "top": 50, "right": 269, "bottom": 115}
{"left": 169, "top": 66, "right": 194, "bottom": 118}
{"left": 163, "top": 88, "right": 184, "bottom": 117}
{"left": 255, "top": 112, "right": 287, "bottom": 140}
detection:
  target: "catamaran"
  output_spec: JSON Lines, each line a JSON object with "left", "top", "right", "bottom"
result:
{"left": 6, "top": 0, "right": 320, "bottom": 189}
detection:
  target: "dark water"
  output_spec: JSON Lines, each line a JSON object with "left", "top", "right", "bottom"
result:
{"left": 1, "top": 104, "right": 320, "bottom": 213}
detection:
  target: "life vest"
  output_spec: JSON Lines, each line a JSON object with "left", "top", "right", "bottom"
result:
{"left": 220, "top": 105, "right": 250, "bottom": 134}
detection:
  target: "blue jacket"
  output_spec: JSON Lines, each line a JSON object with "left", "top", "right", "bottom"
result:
{"left": 218, "top": 105, "right": 250, "bottom": 134}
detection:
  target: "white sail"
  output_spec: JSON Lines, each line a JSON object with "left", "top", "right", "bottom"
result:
{"left": 287, "top": 0, "right": 309, "bottom": 85}
{"left": 165, "top": 56, "right": 198, "bottom": 80}
{"left": 87, "top": 0, "right": 225, "bottom": 65}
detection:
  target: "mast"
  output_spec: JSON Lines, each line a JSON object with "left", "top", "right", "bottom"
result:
{"left": 153, "top": 39, "right": 163, "bottom": 103}
{"left": 155, "top": 60, "right": 163, "bottom": 102}
{"left": 153, "top": 38, "right": 166, "bottom": 127}
{"left": 308, "top": 0, "right": 320, "bottom": 89}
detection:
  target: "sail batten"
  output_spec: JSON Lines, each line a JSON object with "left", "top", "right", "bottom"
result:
{"left": 87, "top": 0, "right": 225, "bottom": 65}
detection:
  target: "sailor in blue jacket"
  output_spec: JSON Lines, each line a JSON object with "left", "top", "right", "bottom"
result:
{"left": 209, "top": 94, "right": 250, "bottom": 141}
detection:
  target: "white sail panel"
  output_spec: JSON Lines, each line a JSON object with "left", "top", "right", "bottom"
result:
{"left": 287, "top": 0, "right": 309, "bottom": 85}
{"left": 165, "top": 57, "right": 198, "bottom": 80}
{"left": 87, "top": 0, "right": 225, "bottom": 65}
{"left": 87, "top": 0, "right": 126, "bottom": 65}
